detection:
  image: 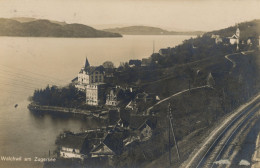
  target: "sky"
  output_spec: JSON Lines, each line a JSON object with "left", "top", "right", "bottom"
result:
{"left": 0, "top": 0, "right": 260, "bottom": 31}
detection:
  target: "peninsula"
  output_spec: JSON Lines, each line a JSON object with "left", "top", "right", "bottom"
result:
{"left": 0, "top": 18, "right": 122, "bottom": 38}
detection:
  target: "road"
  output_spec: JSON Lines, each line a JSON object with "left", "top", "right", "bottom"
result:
{"left": 180, "top": 93, "right": 260, "bottom": 168}
{"left": 225, "top": 53, "right": 238, "bottom": 69}
{"left": 146, "top": 85, "right": 213, "bottom": 115}
{"left": 224, "top": 50, "right": 254, "bottom": 73}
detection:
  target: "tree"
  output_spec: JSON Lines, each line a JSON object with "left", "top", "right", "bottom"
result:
{"left": 103, "top": 61, "right": 115, "bottom": 69}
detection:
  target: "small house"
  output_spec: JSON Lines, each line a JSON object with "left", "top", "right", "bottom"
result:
{"left": 215, "top": 36, "right": 223, "bottom": 44}
{"left": 159, "top": 47, "right": 171, "bottom": 56}
{"left": 247, "top": 38, "right": 252, "bottom": 45}
{"left": 129, "top": 59, "right": 142, "bottom": 67}
{"left": 91, "top": 133, "right": 124, "bottom": 157}
{"left": 126, "top": 116, "right": 157, "bottom": 142}
{"left": 125, "top": 92, "right": 156, "bottom": 115}
{"left": 105, "top": 88, "right": 121, "bottom": 106}
{"left": 141, "top": 58, "right": 152, "bottom": 66}
{"left": 228, "top": 27, "right": 240, "bottom": 45}
{"left": 135, "top": 92, "right": 156, "bottom": 104}
{"left": 58, "top": 134, "right": 88, "bottom": 159}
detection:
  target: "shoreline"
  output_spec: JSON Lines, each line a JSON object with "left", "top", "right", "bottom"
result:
{"left": 27, "top": 103, "right": 109, "bottom": 119}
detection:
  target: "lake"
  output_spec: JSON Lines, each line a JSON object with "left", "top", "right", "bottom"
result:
{"left": 0, "top": 35, "right": 192, "bottom": 166}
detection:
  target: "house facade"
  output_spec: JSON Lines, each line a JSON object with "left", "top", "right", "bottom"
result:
{"left": 58, "top": 134, "right": 88, "bottom": 159}
{"left": 106, "top": 88, "right": 120, "bottom": 106}
{"left": 86, "top": 83, "right": 106, "bottom": 106}
{"left": 60, "top": 146, "right": 82, "bottom": 159}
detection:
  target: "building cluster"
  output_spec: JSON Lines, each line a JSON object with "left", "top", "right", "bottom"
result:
{"left": 211, "top": 26, "right": 241, "bottom": 50}
{"left": 211, "top": 26, "right": 260, "bottom": 50}
{"left": 75, "top": 57, "right": 122, "bottom": 106}
{"left": 57, "top": 116, "right": 157, "bottom": 162}
{"left": 59, "top": 58, "right": 161, "bottom": 162}
{"left": 75, "top": 57, "right": 158, "bottom": 110}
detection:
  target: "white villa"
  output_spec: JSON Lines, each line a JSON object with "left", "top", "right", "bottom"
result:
{"left": 76, "top": 57, "right": 104, "bottom": 91}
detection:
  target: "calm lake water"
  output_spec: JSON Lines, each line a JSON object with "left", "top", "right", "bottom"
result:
{"left": 0, "top": 35, "right": 192, "bottom": 163}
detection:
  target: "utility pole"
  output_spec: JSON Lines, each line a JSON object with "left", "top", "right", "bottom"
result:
{"left": 168, "top": 103, "right": 172, "bottom": 166}
{"left": 168, "top": 103, "right": 181, "bottom": 164}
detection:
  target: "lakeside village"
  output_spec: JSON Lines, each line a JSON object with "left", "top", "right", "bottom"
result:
{"left": 28, "top": 25, "right": 260, "bottom": 166}
{"left": 52, "top": 57, "right": 159, "bottom": 161}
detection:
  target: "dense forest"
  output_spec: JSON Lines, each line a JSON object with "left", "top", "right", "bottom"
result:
{"left": 31, "top": 84, "right": 85, "bottom": 108}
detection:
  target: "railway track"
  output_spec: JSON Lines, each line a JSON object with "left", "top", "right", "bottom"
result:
{"left": 196, "top": 102, "right": 260, "bottom": 168}
{"left": 182, "top": 94, "right": 260, "bottom": 168}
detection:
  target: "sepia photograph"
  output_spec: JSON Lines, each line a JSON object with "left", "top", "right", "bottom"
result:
{"left": 0, "top": 0, "right": 260, "bottom": 167}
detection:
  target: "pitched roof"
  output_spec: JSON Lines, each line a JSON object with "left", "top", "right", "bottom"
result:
{"left": 129, "top": 116, "right": 157, "bottom": 130}
{"left": 85, "top": 66, "right": 104, "bottom": 74}
{"left": 103, "top": 133, "right": 124, "bottom": 155}
{"left": 84, "top": 57, "right": 90, "bottom": 69}
{"left": 71, "top": 77, "right": 78, "bottom": 82}
{"left": 229, "top": 34, "right": 239, "bottom": 39}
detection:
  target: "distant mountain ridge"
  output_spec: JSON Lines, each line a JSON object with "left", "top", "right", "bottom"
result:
{"left": 0, "top": 18, "right": 122, "bottom": 38}
{"left": 103, "top": 26, "right": 204, "bottom": 35}
{"left": 11, "top": 17, "right": 67, "bottom": 26}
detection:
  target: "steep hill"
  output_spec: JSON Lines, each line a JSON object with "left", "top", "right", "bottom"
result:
{"left": 0, "top": 18, "right": 122, "bottom": 38}
{"left": 103, "top": 26, "right": 204, "bottom": 35}
{"left": 112, "top": 20, "right": 260, "bottom": 168}
{"left": 206, "top": 19, "right": 260, "bottom": 40}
